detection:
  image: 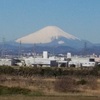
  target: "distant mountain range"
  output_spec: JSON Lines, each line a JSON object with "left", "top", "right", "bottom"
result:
{"left": 0, "top": 26, "right": 100, "bottom": 55}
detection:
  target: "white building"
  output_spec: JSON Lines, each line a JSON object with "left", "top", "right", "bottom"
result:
{"left": 13, "top": 51, "right": 98, "bottom": 68}
{"left": 22, "top": 51, "right": 57, "bottom": 67}
{"left": 0, "top": 58, "right": 12, "bottom": 66}
{"left": 69, "top": 56, "right": 95, "bottom": 68}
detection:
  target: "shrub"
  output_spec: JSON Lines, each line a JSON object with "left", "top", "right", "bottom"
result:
{"left": 76, "top": 79, "right": 87, "bottom": 85}
{"left": 76, "top": 76, "right": 98, "bottom": 90}
{"left": 86, "top": 76, "right": 98, "bottom": 90}
{"left": 0, "top": 85, "right": 31, "bottom": 95}
{"left": 54, "top": 76, "right": 77, "bottom": 92}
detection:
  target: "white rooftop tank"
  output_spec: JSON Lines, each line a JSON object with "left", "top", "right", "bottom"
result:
{"left": 67, "top": 52, "right": 71, "bottom": 59}
{"left": 43, "top": 51, "right": 48, "bottom": 59}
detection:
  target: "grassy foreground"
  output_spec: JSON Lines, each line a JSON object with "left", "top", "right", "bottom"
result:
{"left": 0, "top": 95, "right": 100, "bottom": 100}
{"left": 0, "top": 66, "right": 100, "bottom": 99}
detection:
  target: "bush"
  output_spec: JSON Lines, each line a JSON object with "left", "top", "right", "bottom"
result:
{"left": 86, "top": 76, "right": 98, "bottom": 90}
{"left": 0, "top": 85, "right": 31, "bottom": 95}
{"left": 76, "top": 76, "right": 98, "bottom": 90}
{"left": 0, "top": 66, "right": 15, "bottom": 75}
{"left": 54, "top": 76, "right": 77, "bottom": 92}
{"left": 0, "top": 66, "right": 100, "bottom": 77}
{"left": 76, "top": 79, "right": 87, "bottom": 85}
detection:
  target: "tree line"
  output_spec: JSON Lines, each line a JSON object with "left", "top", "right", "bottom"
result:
{"left": 0, "top": 66, "right": 100, "bottom": 77}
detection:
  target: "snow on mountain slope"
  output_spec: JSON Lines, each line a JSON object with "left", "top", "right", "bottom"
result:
{"left": 16, "top": 26, "right": 80, "bottom": 44}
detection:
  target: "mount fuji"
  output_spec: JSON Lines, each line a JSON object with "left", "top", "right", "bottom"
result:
{"left": 16, "top": 26, "right": 93, "bottom": 49}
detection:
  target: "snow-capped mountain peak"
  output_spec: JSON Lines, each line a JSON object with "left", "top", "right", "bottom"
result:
{"left": 16, "top": 26, "right": 80, "bottom": 44}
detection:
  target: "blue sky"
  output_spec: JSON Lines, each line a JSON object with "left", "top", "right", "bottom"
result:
{"left": 0, "top": 0, "right": 100, "bottom": 43}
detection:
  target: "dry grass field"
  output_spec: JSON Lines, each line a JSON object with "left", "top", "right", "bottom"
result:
{"left": 0, "top": 66, "right": 100, "bottom": 100}
{"left": 0, "top": 75, "right": 100, "bottom": 96}
{"left": 0, "top": 95, "right": 100, "bottom": 100}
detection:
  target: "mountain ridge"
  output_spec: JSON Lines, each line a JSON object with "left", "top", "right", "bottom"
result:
{"left": 16, "top": 26, "right": 80, "bottom": 44}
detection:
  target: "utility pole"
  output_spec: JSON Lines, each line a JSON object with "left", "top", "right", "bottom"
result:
{"left": 84, "top": 42, "right": 87, "bottom": 56}
{"left": 1, "top": 38, "right": 5, "bottom": 58}
{"left": 18, "top": 41, "right": 22, "bottom": 58}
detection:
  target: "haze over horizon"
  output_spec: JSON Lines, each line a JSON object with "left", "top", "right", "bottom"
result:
{"left": 0, "top": 0, "right": 100, "bottom": 43}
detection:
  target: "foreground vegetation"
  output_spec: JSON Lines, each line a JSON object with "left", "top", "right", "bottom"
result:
{"left": 0, "top": 95, "right": 100, "bottom": 100}
{"left": 0, "top": 65, "right": 100, "bottom": 99}
{"left": 0, "top": 85, "right": 31, "bottom": 95}
{"left": 0, "top": 65, "right": 100, "bottom": 77}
